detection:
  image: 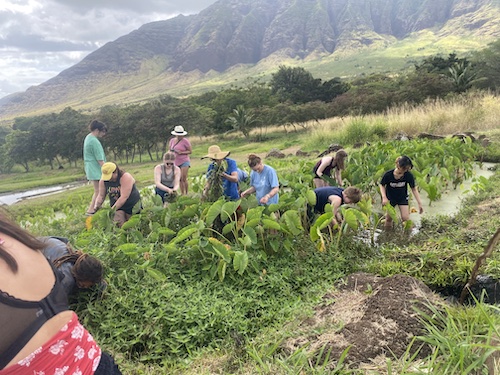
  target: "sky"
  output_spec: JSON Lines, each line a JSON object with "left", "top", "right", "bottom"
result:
{"left": 0, "top": 0, "right": 218, "bottom": 99}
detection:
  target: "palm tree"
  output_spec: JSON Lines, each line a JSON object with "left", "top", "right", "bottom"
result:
{"left": 225, "top": 105, "right": 256, "bottom": 139}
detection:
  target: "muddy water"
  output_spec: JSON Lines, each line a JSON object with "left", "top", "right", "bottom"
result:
{"left": 409, "top": 162, "right": 496, "bottom": 227}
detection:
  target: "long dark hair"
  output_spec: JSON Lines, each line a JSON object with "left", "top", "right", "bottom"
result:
{"left": 0, "top": 210, "right": 45, "bottom": 272}
{"left": 53, "top": 244, "right": 103, "bottom": 286}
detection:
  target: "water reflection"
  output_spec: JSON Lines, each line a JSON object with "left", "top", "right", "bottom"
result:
{"left": 0, "top": 182, "right": 86, "bottom": 205}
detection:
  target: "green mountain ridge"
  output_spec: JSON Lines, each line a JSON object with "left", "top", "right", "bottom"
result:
{"left": 0, "top": 0, "right": 499, "bottom": 120}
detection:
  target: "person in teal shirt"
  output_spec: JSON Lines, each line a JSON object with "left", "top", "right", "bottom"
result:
{"left": 83, "top": 119, "right": 107, "bottom": 215}
{"left": 241, "top": 154, "right": 279, "bottom": 205}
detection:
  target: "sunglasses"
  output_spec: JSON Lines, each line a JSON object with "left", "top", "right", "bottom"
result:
{"left": 165, "top": 162, "right": 174, "bottom": 165}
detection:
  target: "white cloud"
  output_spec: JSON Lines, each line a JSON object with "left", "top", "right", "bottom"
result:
{"left": 0, "top": 0, "right": 218, "bottom": 98}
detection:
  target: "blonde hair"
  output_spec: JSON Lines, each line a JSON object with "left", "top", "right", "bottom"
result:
{"left": 163, "top": 152, "right": 175, "bottom": 161}
{"left": 344, "top": 186, "right": 362, "bottom": 204}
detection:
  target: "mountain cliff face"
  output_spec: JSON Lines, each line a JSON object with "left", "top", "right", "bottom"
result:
{"left": 1, "top": 0, "right": 498, "bottom": 119}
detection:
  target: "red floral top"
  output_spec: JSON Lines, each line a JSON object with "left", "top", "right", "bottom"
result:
{"left": 0, "top": 312, "right": 101, "bottom": 375}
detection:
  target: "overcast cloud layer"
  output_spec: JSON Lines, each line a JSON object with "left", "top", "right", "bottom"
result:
{"left": 0, "top": 0, "right": 218, "bottom": 99}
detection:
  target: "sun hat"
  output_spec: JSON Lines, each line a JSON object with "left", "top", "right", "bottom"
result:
{"left": 203, "top": 145, "right": 230, "bottom": 160}
{"left": 171, "top": 125, "right": 187, "bottom": 136}
{"left": 101, "top": 162, "right": 117, "bottom": 181}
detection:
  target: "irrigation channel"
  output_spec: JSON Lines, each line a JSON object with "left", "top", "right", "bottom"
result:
{"left": 0, "top": 181, "right": 87, "bottom": 206}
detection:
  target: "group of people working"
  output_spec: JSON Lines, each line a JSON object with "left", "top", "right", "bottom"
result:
{"left": 83, "top": 120, "right": 423, "bottom": 230}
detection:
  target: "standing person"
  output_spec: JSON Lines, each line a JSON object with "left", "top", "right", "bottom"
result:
{"left": 241, "top": 154, "right": 279, "bottom": 205}
{"left": 154, "top": 152, "right": 181, "bottom": 206}
{"left": 313, "top": 149, "right": 348, "bottom": 188}
{"left": 202, "top": 145, "right": 239, "bottom": 201}
{"left": 94, "top": 162, "right": 142, "bottom": 228}
{"left": 379, "top": 155, "right": 424, "bottom": 230}
{"left": 83, "top": 120, "right": 107, "bottom": 215}
{"left": 313, "top": 186, "right": 362, "bottom": 226}
{"left": 169, "top": 126, "right": 192, "bottom": 195}
{"left": 39, "top": 236, "right": 104, "bottom": 297}
{"left": 0, "top": 212, "right": 121, "bottom": 374}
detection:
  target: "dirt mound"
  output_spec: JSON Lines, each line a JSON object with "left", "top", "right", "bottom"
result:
{"left": 283, "top": 272, "right": 445, "bottom": 369}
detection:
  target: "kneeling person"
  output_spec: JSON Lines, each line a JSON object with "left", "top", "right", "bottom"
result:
{"left": 154, "top": 152, "right": 180, "bottom": 205}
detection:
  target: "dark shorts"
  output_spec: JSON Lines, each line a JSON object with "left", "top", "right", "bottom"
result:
{"left": 95, "top": 352, "right": 122, "bottom": 375}
{"left": 155, "top": 187, "right": 176, "bottom": 203}
{"left": 390, "top": 200, "right": 408, "bottom": 207}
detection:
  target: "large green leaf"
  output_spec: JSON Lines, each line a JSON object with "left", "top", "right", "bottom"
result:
{"left": 242, "top": 226, "right": 258, "bottom": 244}
{"left": 205, "top": 199, "right": 224, "bottom": 226}
{"left": 221, "top": 200, "right": 240, "bottom": 222}
{"left": 306, "top": 189, "right": 317, "bottom": 206}
{"left": 233, "top": 251, "right": 249, "bottom": 275}
{"left": 169, "top": 226, "right": 198, "bottom": 244}
{"left": 262, "top": 219, "right": 281, "bottom": 230}
{"left": 282, "top": 210, "right": 303, "bottom": 236}
{"left": 208, "top": 237, "right": 231, "bottom": 263}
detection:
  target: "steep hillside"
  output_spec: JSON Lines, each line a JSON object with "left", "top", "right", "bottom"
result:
{"left": 1, "top": 0, "right": 499, "bottom": 120}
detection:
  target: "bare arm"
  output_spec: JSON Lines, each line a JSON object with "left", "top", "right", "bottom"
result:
{"left": 241, "top": 186, "right": 256, "bottom": 198}
{"left": 259, "top": 186, "right": 279, "bottom": 205}
{"left": 329, "top": 195, "right": 343, "bottom": 225}
{"left": 379, "top": 184, "right": 389, "bottom": 206}
{"left": 411, "top": 186, "right": 424, "bottom": 214}
{"left": 94, "top": 180, "right": 106, "bottom": 210}
{"left": 334, "top": 168, "right": 343, "bottom": 186}
{"left": 172, "top": 166, "right": 181, "bottom": 192}
{"left": 316, "top": 156, "right": 333, "bottom": 177}
{"left": 223, "top": 171, "right": 238, "bottom": 183}
{"left": 112, "top": 173, "right": 135, "bottom": 210}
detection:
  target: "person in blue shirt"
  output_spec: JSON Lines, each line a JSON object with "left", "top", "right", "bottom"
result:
{"left": 203, "top": 145, "right": 240, "bottom": 201}
{"left": 241, "top": 154, "right": 279, "bottom": 205}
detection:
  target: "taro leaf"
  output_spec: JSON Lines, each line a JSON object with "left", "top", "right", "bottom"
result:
{"left": 242, "top": 226, "right": 258, "bottom": 244}
{"left": 158, "top": 228, "right": 176, "bottom": 236}
{"left": 282, "top": 210, "right": 303, "bottom": 236}
{"left": 208, "top": 237, "right": 231, "bottom": 263}
{"left": 246, "top": 218, "right": 261, "bottom": 228}
{"left": 162, "top": 243, "right": 179, "bottom": 254}
{"left": 306, "top": 189, "right": 317, "bottom": 206}
{"left": 121, "top": 216, "right": 140, "bottom": 230}
{"left": 185, "top": 238, "right": 199, "bottom": 247}
{"left": 269, "top": 240, "right": 280, "bottom": 252}
{"left": 169, "top": 226, "right": 198, "bottom": 244}
{"left": 310, "top": 225, "right": 321, "bottom": 242}
{"left": 246, "top": 206, "right": 264, "bottom": 221}
{"left": 181, "top": 205, "right": 198, "bottom": 217}
{"left": 163, "top": 209, "right": 172, "bottom": 227}
{"left": 238, "top": 236, "right": 252, "bottom": 247}
{"left": 206, "top": 199, "right": 224, "bottom": 226}
{"left": 146, "top": 268, "right": 166, "bottom": 282}
{"left": 217, "top": 259, "right": 227, "bottom": 281}
{"left": 316, "top": 212, "right": 333, "bottom": 230}
{"left": 262, "top": 219, "right": 281, "bottom": 231}
{"left": 383, "top": 204, "right": 398, "bottom": 223}
{"left": 267, "top": 203, "right": 280, "bottom": 213}
{"left": 233, "top": 250, "right": 249, "bottom": 275}
{"left": 221, "top": 200, "right": 240, "bottom": 222}
{"left": 342, "top": 208, "right": 359, "bottom": 231}
{"left": 117, "top": 243, "right": 140, "bottom": 256}
{"left": 223, "top": 222, "right": 235, "bottom": 235}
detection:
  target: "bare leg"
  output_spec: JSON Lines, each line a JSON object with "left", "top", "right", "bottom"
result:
{"left": 113, "top": 210, "right": 131, "bottom": 228}
{"left": 180, "top": 166, "right": 189, "bottom": 195}
{"left": 87, "top": 180, "right": 100, "bottom": 214}
{"left": 313, "top": 178, "right": 328, "bottom": 188}
{"left": 399, "top": 205, "right": 411, "bottom": 229}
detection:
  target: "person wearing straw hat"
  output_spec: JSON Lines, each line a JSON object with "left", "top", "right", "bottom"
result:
{"left": 202, "top": 145, "right": 239, "bottom": 201}
{"left": 169, "top": 126, "right": 192, "bottom": 195}
{"left": 94, "top": 162, "right": 142, "bottom": 227}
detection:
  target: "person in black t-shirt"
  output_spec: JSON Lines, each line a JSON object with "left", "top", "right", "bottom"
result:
{"left": 379, "top": 155, "right": 423, "bottom": 230}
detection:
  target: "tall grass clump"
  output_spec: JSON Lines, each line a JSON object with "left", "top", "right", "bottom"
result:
{"left": 409, "top": 299, "right": 500, "bottom": 375}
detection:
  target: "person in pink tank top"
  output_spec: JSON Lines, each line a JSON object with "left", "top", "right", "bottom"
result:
{"left": 169, "top": 126, "right": 192, "bottom": 195}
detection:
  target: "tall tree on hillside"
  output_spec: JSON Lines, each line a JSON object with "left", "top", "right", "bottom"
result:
{"left": 225, "top": 105, "right": 255, "bottom": 138}
{"left": 3, "top": 130, "right": 33, "bottom": 172}
{"left": 270, "top": 66, "right": 319, "bottom": 103}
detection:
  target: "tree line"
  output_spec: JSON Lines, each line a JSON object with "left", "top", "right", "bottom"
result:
{"left": 1, "top": 39, "right": 500, "bottom": 173}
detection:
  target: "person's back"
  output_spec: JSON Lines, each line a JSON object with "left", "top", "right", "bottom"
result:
{"left": 0, "top": 214, "right": 120, "bottom": 374}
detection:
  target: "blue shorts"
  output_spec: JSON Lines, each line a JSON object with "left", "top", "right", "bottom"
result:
{"left": 178, "top": 161, "right": 190, "bottom": 168}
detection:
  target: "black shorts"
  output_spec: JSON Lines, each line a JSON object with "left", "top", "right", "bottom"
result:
{"left": 95, "top": 352, "right": 122, "bottom": 375}
{"left": 390, "top": 200, "right": 408, "bottom": 207}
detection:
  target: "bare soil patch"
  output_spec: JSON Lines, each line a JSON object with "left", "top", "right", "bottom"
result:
{"left": 283, "top": 272, "right": 446, "bottom": 370}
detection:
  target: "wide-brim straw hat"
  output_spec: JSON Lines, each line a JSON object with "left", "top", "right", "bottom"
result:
{"left": 203, "top": 145, "right": 230, "bottom": 160}
{"left": 171, "top": 125, "right": 187, "bottom": 136}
